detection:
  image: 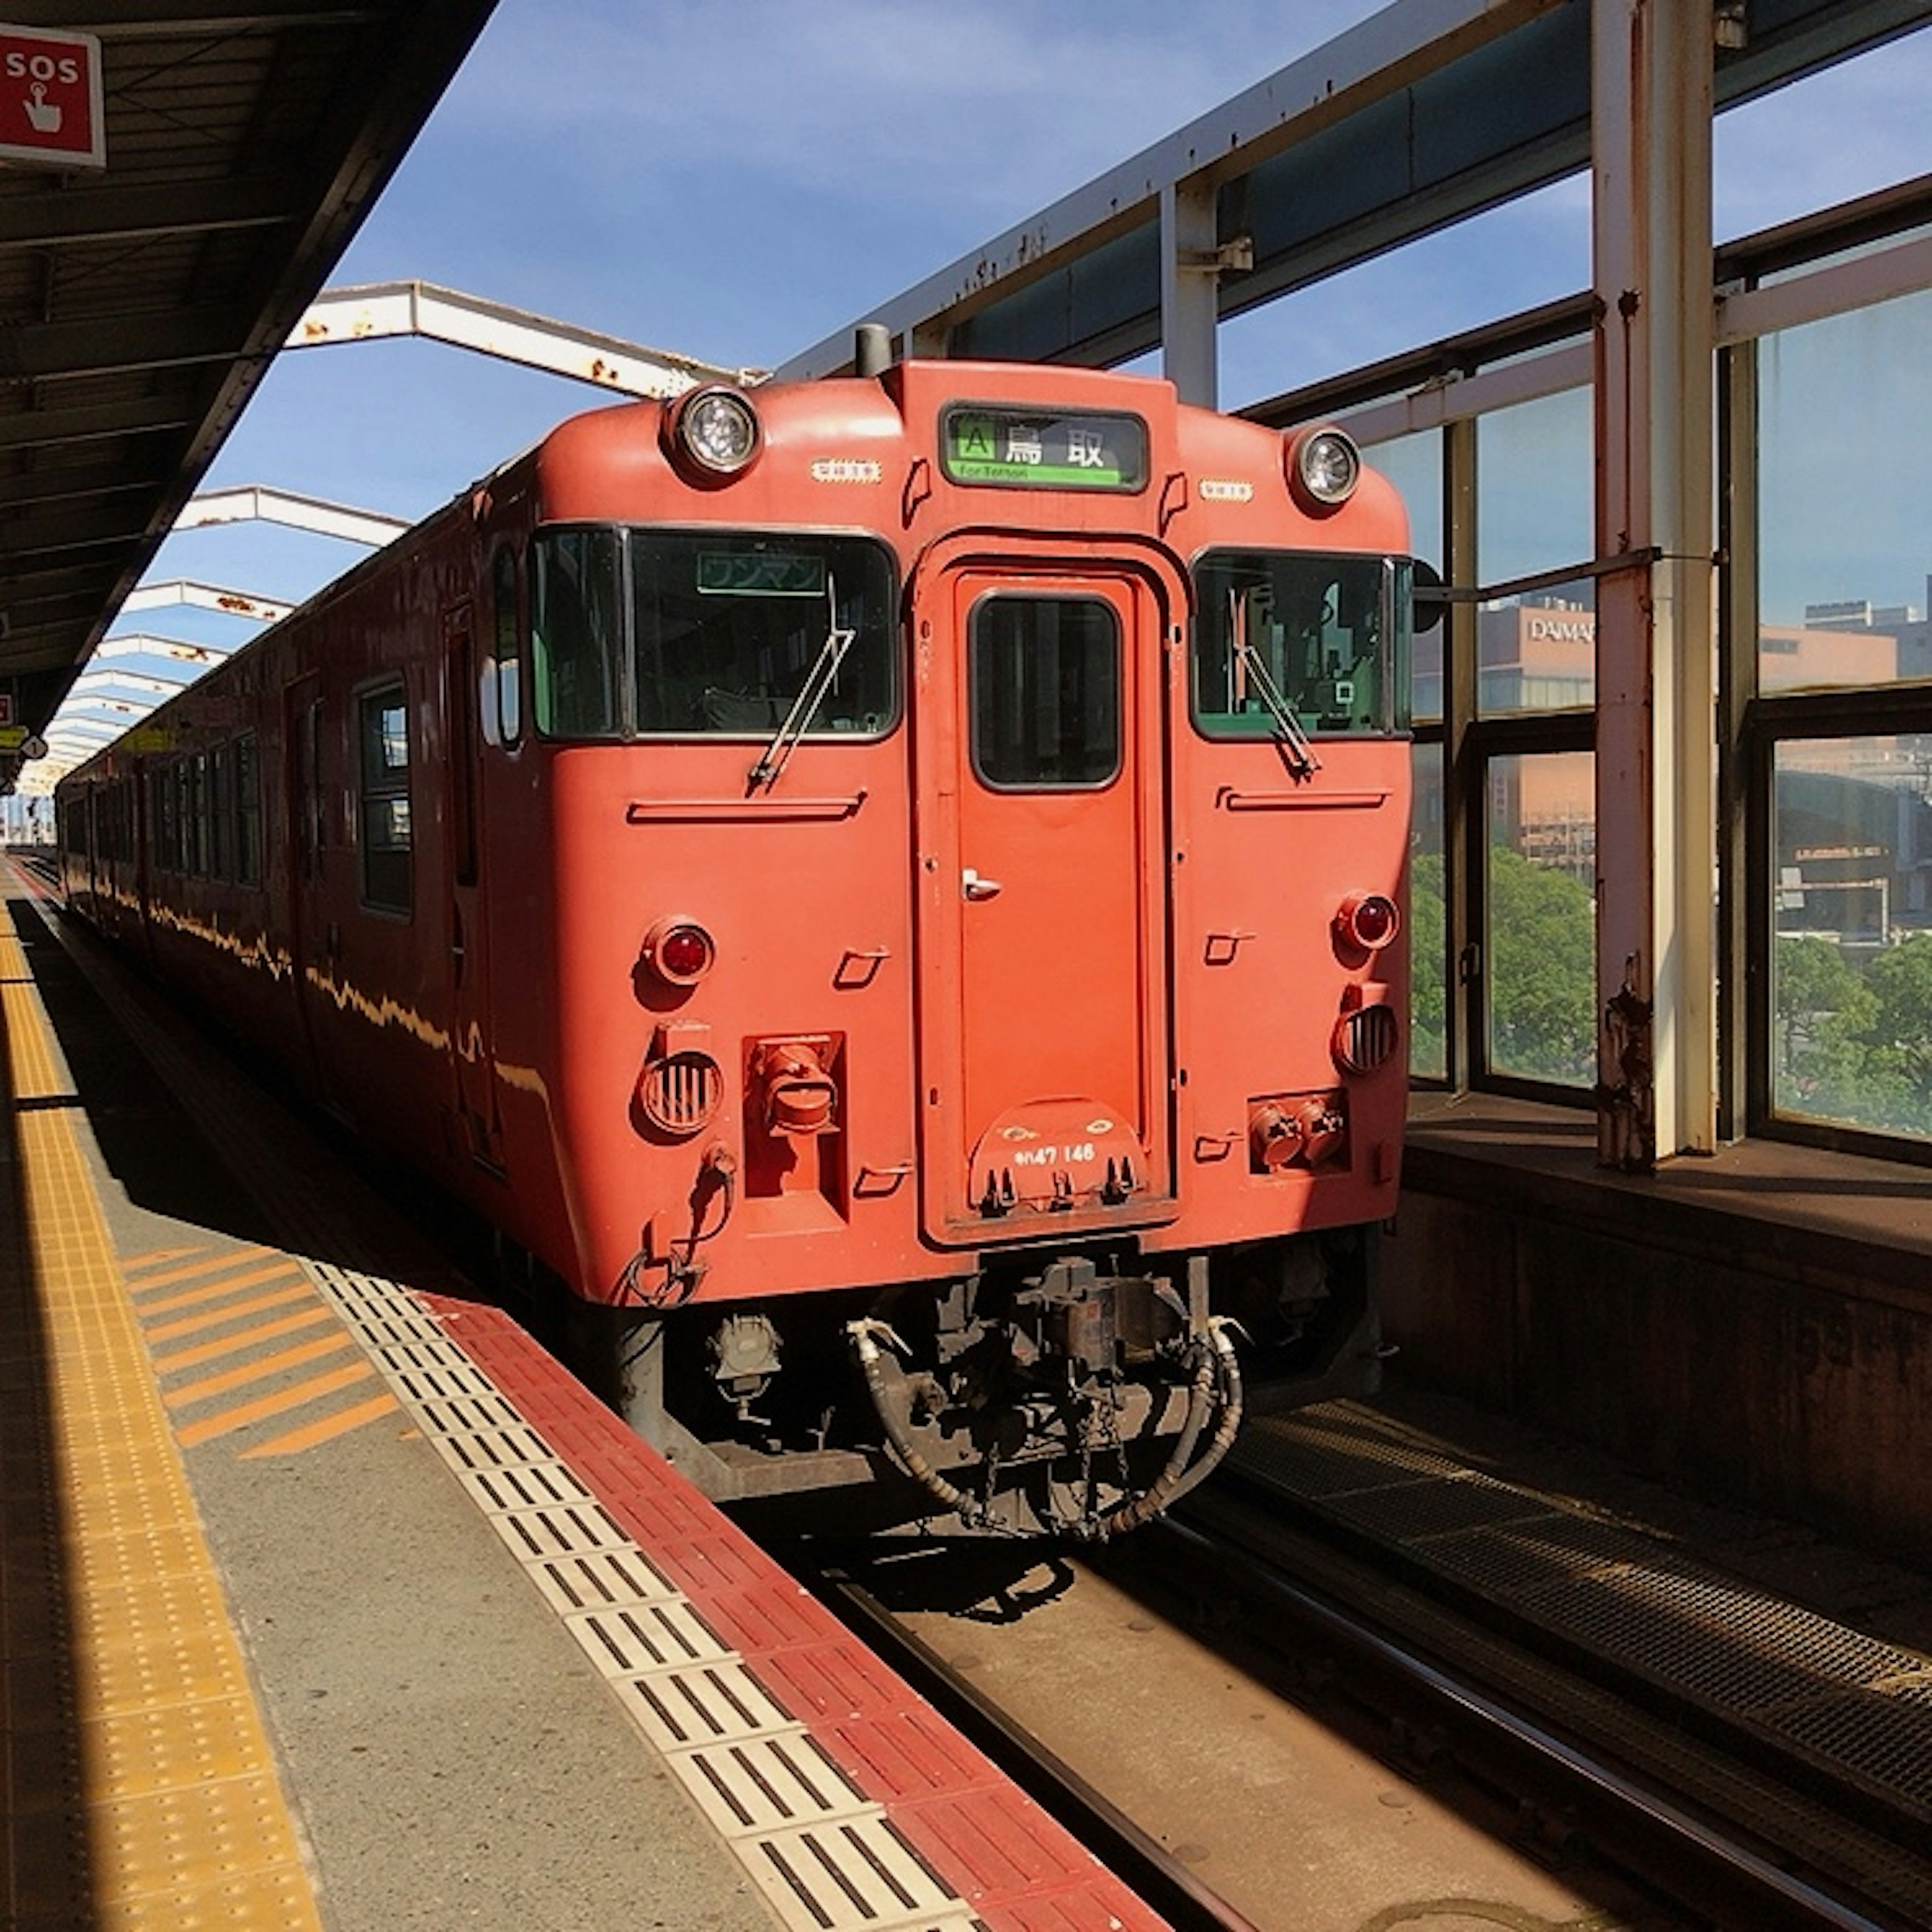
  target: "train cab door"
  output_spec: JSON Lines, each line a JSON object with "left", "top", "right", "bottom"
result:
{"left": 443, "top": 602, "right": 503, "bottom": 1170}
{"left": 911, "top": 552, "right": 1177, "bottom": 1244}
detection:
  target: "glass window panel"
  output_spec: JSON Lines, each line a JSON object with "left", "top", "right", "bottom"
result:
{"left": 630, "top": 532, "right": 894, "bottom": 738}
{"left": 492, "top": 546, "right": 523, "bottom": 746}
{"left": 1771, "top": 734, "right": 1932, "bottom": 1141}
{"left": 358, "top": 684, "right": 412, "bottom": 914}
{"left": 234, "top": 732, "right": 261, "bottom": 888}
{"left": 1476, "top": 386, "right": 1592, "bottom": 588}
{"left": 1756, "top": 287, "right": 1932, "bottom": 693}
{"left": 970, "top": 597, "right": 1121, "bottom": 789}
{"left": 1716, "top": 27, "right": 1932, "bottom": 244}
{"left": 1365, "top": 430, "right": 1443, "bottom": 725}
{"left": 532, "top": 528, "right": 621, "bottom": 737}
{"left": 1485, "top": 750, "right": 1596, "bottom": 1088}
{"left": 1192, "top": 552, "right": 1405, "bottom": 739}
{"left": 1478, "top": 582, "right": 1596, "bottom": 714}
{"left": 1409, "top": 740, "right": 1446, "bottom": 1081}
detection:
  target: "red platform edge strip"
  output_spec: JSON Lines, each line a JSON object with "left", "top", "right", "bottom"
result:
{"left": 427, "top": 1293, "right": 1172, "bottom": 1932}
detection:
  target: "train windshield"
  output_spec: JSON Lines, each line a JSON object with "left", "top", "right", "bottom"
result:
{"left": 1191, "top": 551, "right": 1411, "bottom": 740}
{"left": 630, "top": 531, "right": 896, "bottom": 739}
{"left": 527, "top": 528, "right": 897, "bottom": 741}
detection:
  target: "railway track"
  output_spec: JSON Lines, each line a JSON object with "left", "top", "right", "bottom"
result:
{"left": 793, "top": 1458, "right": 1927, "bottom": 1932}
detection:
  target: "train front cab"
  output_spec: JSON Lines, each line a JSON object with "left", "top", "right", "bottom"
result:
{"left": 518, "top": 365, "right": 1416, "bottom": 1539}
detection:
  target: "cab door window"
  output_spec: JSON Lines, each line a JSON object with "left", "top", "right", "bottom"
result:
{"left": 969, "top": 595, "right": 1121, "bottom": 789}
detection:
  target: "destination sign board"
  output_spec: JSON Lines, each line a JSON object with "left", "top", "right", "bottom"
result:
{"left": 941, "top": 406, "right": 1147, "bottom": 493}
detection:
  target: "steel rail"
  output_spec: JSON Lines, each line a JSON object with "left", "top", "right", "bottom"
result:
{"left": 810, "top": 1568, "right": 1263, "bottom": 1932}
{"left": 1157, "top": 1505, "right": 1903, "bottom": 1932}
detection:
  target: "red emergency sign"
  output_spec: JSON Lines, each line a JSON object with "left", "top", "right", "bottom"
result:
{"left": 0, "top": 24, "right": 104, "bottom": 170}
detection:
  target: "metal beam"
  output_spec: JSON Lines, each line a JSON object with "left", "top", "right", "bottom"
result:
{"left": 0, "top": 305, "right": 254, "bottom": 383}
{"left": 176, "top": 485, "right": 409, "bottom": 547}
{"left": 287, "top": 281, "right": 764, "bottom": 396}
{"left": 71, "top": 667, "right": 195, "bottom": 699}
{"left": 120, "top": 580, "right": 292, "bottom": 624}
{"left": 0, "top": 177, "right": 294, "bottom": 252}
{"left": 97, "top": 633, "right": 235, "bottom": 669}
{"left": 777, "top": 0, "right": 1930, "bottom": 382}
{"left": 0, "top": 393, "right": 198, "bottom": 451}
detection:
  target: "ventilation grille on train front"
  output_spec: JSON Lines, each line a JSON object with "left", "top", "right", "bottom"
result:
{"left": 1333, "top": 1002, "right": 1400, "bottom": 1076}
{"left": 638, "top": 1051, "right": 724, "bottom": 1136}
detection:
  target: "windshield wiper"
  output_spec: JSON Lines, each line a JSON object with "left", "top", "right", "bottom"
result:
{"left": 747, "top": 578, "right": 855, "bottom": 791}
{"left": 1231, "top": 589, "right": 1320, "bottom": 777}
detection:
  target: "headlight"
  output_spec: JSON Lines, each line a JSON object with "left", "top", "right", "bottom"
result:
{"left": 1285, "top": 425, "right": 1360, "bottom": 512}
{"left": 666, "top": 385, "right": 761, "bottom": 480}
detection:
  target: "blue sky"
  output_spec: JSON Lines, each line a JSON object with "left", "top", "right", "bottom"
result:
{"left": 119, "top": 3, "right": 1932, "bottom": 663}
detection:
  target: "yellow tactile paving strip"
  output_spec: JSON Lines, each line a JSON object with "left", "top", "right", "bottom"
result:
{"left": 0, "top": 900, "right": 324, "bottom": 1930}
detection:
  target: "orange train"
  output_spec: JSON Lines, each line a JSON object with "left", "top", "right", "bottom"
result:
{"left": 59, "top": 340, "right": 1419, "bottom": 1537}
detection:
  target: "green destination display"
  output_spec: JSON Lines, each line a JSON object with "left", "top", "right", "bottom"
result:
{"left": 941, "top": 406, "right": 1148, "bottom": 492}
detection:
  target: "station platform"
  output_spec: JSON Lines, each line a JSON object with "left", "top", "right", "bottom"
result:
{"left": 0, "top": 859, "right": 1166, "bottom": 1932}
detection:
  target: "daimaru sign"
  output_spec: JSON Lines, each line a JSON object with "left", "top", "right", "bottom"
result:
{"left": 0, "top": 24, "right": 105, "bottom": 170}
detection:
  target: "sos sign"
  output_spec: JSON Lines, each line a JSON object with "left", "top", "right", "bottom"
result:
{"left": 0, "top": 25, "right": 104, "bottom": 170}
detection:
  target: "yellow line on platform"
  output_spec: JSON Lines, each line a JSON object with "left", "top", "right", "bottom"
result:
{"left": 163, "top": 1330, "right": 359, "bottom": 1407}
{"left": 124, "top": 1243, "right": 279, "bottom": 1294}
{"left": 244, "top": 1389, "right": 404, "bottom": 1459}
{"left": 148, "top": 1301, "right": 338, "bottom": 1372}
{"left": 141, "top": 1279, "right": 319, "bottom": 1342}
{"left": 134, "top": 1260, "right": 312, "bottom": 1316}
{"left": 0, "top": 899, "right": 325, "bottom": 1930}
{"left": 174, "top": 1360, "right": 379, "bottom": 1447}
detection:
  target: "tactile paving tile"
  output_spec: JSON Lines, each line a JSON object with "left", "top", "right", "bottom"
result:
{"left": 748, "top": 1816, "right": 979, "bottom": 1932}
{"left": 2, "top": 897, "right": 324, "bottom": 1930}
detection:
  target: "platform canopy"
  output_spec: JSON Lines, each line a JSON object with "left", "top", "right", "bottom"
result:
{"left": 0, "top": 0, "right": 498, "bottom": 747}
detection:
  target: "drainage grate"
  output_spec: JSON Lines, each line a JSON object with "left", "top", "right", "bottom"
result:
{"left": 1239, "top": 1407, "right": 1932, "bottom": 1839}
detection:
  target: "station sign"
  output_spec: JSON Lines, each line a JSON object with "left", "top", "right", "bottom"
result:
{"left": 0, "top": 24, "right": 105, "bottom": 171}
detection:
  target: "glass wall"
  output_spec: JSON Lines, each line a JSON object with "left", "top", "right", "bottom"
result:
{"left": 1477, "top": 388, "right": 1596, "bottom": 714}
{"left": 1485, "top": 750, "right": 1597, "bottom": 1088}
{"left": 1755, "top": 288, "right": 1932, "bottom": 695}
{"left": 1408, "top": 742, "right": 1446, "bottom": 1081}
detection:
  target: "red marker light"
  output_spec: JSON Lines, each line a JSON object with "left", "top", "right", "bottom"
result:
{"left": 641, "top": 917, "right": 715, "bottom": 986}
{"left": 1335, "top": 892, "right": 1400, "bottom": 952}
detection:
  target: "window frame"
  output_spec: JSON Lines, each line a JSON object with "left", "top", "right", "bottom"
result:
{"left": 965, "top": 590, "right": 1125, "bottom": 794}
{"left": 355, "top": 678, "right": 415, "bottom": 918}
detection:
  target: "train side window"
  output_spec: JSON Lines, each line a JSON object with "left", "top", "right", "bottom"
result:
{"left": 531, "top": 528, "right": 619, "bottom": 737}
{"left": 209, "top": 744, "right": 233, "bottom": 881}
{"left": 235, "top": 732, "right": 262, "bottom": 887}
{"left": 358, "top": 684, "right": 413, "bottom": 914}
{"left": 492, "top": 546, "right": 523, "bottom": 745}
{"left": 296, "top": 700, "right": 325, "bottom": 882}
{"left": 969, "top": 595, "right": 1122, "bottom": 790}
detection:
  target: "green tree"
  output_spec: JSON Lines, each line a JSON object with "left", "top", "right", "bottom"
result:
{"left": 1486, "top": 844, "right": 1595, "bottom": 1085}
{"left": 1408, "top": 849, "right": 1446, "bottom": 1076}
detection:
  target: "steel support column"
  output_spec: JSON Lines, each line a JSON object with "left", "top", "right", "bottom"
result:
{"left": 1160, "top": 179, "right": 1220, "bottom": 408}
{"left": 1591, "top": 0, "right": 1719, "bottom": 1167}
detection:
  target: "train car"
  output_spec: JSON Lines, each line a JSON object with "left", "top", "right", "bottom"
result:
{"left": 59, "top": 339, "right": 1417, "bottom": 1538}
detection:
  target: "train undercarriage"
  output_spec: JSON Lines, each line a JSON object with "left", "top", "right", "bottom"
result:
{"left": 567, "top": 1232, "right": 1381, "bottom": 1539}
